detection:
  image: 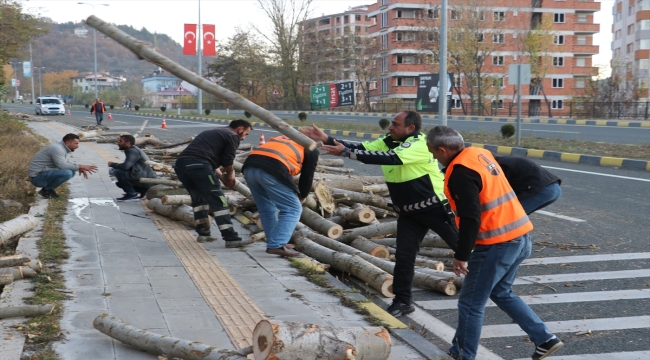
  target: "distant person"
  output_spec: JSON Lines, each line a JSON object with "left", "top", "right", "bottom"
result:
{"left": 175, "top": 119, "right": 253, "bottom": 246}
{"left": 495, "top": 156, "right": 562, "bottom": 215}
{"left": 108, "top": 135, "right": 157, "bottom": 202}
{"left": 127, "top": 99, "right": 132, "bottom": 110}
{"left": 28, "top": 133, "right": 98, "bottom": 198}
{"left": 91, "top": 98, "right": 106, "bottom": 126}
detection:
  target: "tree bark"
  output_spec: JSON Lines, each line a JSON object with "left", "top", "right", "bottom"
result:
{"left": 0, "top": 214, "right": 39, "bottom": 246}
{"left": 135, "top": 137, "right": 168, "bottom": 147}
{"left": 0, "top": 266, "right": 37, "bottom": 279}
{"left": 335, "top": 204, "right": 376, "bottom": 224}
{"left": 86, "top": 16, "right": 317, "bottom": 150}
{"left": 337, "top": 221, "right": 396, "bottom": 244}
{"left": 349, "top": 237, "right": 389, "bottom": 259}
{"left": 0, "top": 272, "right": 13, "bottom": 286}
{"left": 154, "top": 138, "right": 193, "bottom": 149}
{"left": 418, "top": 247, "right": 456, "bottom": 258}
{"left": 146, "top": 199, "right": 201, "bottom": 226}
{"left": 161, "top": 195, "right": 192, "bottom": 206}
{"left": 302, "top": 194, "right": 319, "bottom": 212}
{"left": 250, "top": 232, "right": 266, "bottom": 241}
{"left": 317, "top": 158, "right": 344, "bottom": 167}
{"left": 146, "top": 185, "right": 189, "bottom": 199}
{"left": 77, "top": 131, "right": 101, "bottom": 140}
{"left": 93, "top": 314, "right": 250, "bottom": 360}
{"left": 0, "top": 254, "right": 30, "bottom": 268}
{"left": 316, "top": 166, "right": 354, "bottom": 174}
{"left": 252, "top": 320, "right": 391, "bottom": 360}
{"left": 140, "top": 178, "right": 183, "bottom": 187}
{"left": 0, "top": 304, "right": 54, "bottom": 319}
{"left": 363, "top": 184, "right": 389, "bottom": 196}
{"left": 27, "top": 259, "right": 42, "bottom": 272}
{"left": 144, "top": 160, "right": 174, "bottom": 173}
{"left": 329, "top": 188, "right": 391, "bottom": 211}
{"left": 299, "top": 207, "right": 343, "bottom": 239}
{"left": 292, "top": 236, "right": 393, "bottom": 298}
{"left": 162, "top": 145, "right": 188, "bottom": 156}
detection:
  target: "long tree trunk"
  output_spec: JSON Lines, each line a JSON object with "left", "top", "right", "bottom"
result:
{"left": 0, "top": 255, "right": 30, "bottom": 267}
{"left": 161, "top": 195, "right": 192, "bottom": 206}
{"left": 418, "top": 247, "right": 455, "bottom": 258}
{"left": 252, "top": 320, "right": 391, "bottom": 360}
{"left": 154, "top": 138, "right": 194, "bottom": 149}
{"left": 93, "top": 314, "right": 250, "bottom": 360}
{"left": 335, "top": 204, "right": 376, "bottom": 224}
{"left": 349, "top": 237, "right": 389, "bottom": 259}
{"left": 140, "top": 178, "right": 183, "bottom": 187}
{"left": 337, "top": 221, "right": 396, "bottom": 244}
{"left": 146, "top": 185, "right": 189, "bottom": 200}
{"left": 0, "top": 304, "right": 54, "bottom": 319}
{"left": 329, "top": 188, "right": 391, "bottom": 210}
{"left": 0, "top": 266, "right": 37, "bottom": 279}
{"left": 300, "top": 207, "right": 343, "bottom": 239}
{"left": 317, "top": 158, "right": 344, "bottom": 167}
{"left": 0, "top": 272, "right": 13, "bottom": 286}
{"left": 0, "top": 214, "right": 39, "bottom": 246}
{"left": 146, "top": 199, "right": 202, "bottom": 226}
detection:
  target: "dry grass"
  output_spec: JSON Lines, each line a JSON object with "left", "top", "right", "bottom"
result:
{"left": 0, "top": 112, "right": 45, "bottom": 222}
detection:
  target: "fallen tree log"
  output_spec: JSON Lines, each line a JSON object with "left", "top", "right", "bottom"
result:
{"left": 0, "top": 272, "right": 13, "bottom": 286}
{"left": 77, "top": 131, "right": 101, "bottom": 139}
{"left": 252, "top": 320, "right": 391, "bottom": 360}
{"left": 349, "top": 237, "right": 389, "bottom": 259}
{"left": 337, "top": 221, "right": 396, "bottom": 244}
{"left": 140, "top": 178, "right": 183, "bottom": 187}
{"left": 292, "top": 236, "right": 393, "bottom": 298}
{"left": 250, "top": 232, "right": 266, "bottom": 241}
{"left": 0, "top": 254, "right": 30, "bottom": 267}
{"left": 316, "top": 166, "right": 354, "bottom": 174}
{"left": 144, "top": 160, "right": 174, "bottom": 173}
{"left": 418, "top": 247, "right": 455, "bottom": 258}
{"left": 162, "top": 145, "right": 188, "bottom": 156}
{"left": 155, "top": 138, "right": 193, "bottom": 149}
{"left": 0, "top": 304, "right": 53, "bottom": 319}
{"left": 146, "top": 199, "right": 201, "bottom": 226}
{"left": 146, "top": 185, "right": 189, "bottom": 199}
{"left": 310, "top": 173, "right": 385, "bottom": 184}
{"left": 335, "top": 204, "right": 375, "bottom": 224}
{"left": 27, "top": 259, "right": 42, "bottom": 272}
{"left": 363, "top": 184, "right": 390, "bottom": 196}
{"left": 369, "top": 233, "right": 450, "bottom": 249}
{"left": 368, "top": 206, "right": 396, "bottom": 218}
{"left": 0, "top": 266, "right": 37, "bottom": 279}
{"left": 329, "top": 188, "right": 391, "bottom": 210}
{"left": 93, "top": 314, "right": 249, "bottom": 360}
{"left": 299, "top": 207, "right": 342, "bottom": 239}
{"left": 317, "top": 158, "right": 344, "bottom": 167}
{"left": 135, "top": 137, "right": 168, "bottom": 147}
{"left": 161, "top": 195, "right": 192, "bottom": 206}
{"left": 0, "top": 214, "right": 39, "bottom": 246}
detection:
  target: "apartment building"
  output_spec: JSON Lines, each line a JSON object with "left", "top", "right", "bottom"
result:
{"left": 611, "top": 0, "right": 650, "bottom": 101}
{"left": 72, "top": 72, "right": 124, "bottom": 94}
{"left": 363, "top": 0, "right": 601, "bottom": 115}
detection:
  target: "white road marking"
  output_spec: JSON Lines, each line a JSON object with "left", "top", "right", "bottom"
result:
{"left": 522, "top": 252, "right": 650, "bottom": 266}
{"left": 514, "top": 269, "right": 650, "bottom": 285}
{"left": 417, "top": 289, "right": 650, "bottom": 310}
{"left": 522, "top": 129, "right": 580, "bottom": 134}
{"left": 480, "top": 315, "right": 650, "bottom": 338}
{"left": 534, "top": 210, "right": 586, "bottom": 222}
{"left": 513, "top": 351, "right": 650, "bottom": 360}
{"left": 542, "top": 166, "right": 650, "bottom": 182}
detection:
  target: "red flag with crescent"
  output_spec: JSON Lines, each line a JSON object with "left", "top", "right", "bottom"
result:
{"left": 203, "top": 24, "right": 216, "bottom": 56}
{"left": 183, "top": 24, "right": 197, "bottom": 55}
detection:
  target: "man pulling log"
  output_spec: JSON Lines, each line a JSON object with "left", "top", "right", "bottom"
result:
{"left": 175, "top": 119, "right": 253, "bottom": 246}
{"left": 301, "top": 111, "right": 459, "bottom": 317}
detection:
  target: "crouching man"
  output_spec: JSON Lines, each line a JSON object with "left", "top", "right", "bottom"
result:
{"left": 109, "top": 135, "right": 157, "bottom": 202}
{"left": 28, "top": 133, "right": 98, "bottom": 198}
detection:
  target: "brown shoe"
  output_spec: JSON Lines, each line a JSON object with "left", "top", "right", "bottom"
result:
{"left": 266, "top": 245, "right": 300, "bottom": 257}
{"left": 284, "top": 244, "right": 296, "bottom": 249}
{"left": 225, "top": 238, "right": 256, "bottom": 248}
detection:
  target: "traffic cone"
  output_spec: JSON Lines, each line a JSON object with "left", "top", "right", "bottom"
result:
{"left": 259, "top": 132, "right": 265, "bottom": 146}
{"left": 107, "top": 113, "right": 113, "bottom": 120}
{"left": 66, "top": 107, "right": 71, "bottom": 115}
{"left": 161, "top": 118, "right": 168, "bottom": 129}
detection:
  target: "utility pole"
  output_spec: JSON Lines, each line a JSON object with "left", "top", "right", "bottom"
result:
{"left": 78, "top": 3, "right": 109, "bottom": 99}
{"left": 29, "top": 43, "right": 35, "bottom": 103}
{"left": 438, "top": 0, "right": 448, "bottom": 126}
{"left": 197, "top": 0, "right": 203, "bottom": 115}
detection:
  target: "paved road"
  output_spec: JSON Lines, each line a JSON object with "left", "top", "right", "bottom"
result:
{"left": 9, "top": 107, "right": 650, "bottom": 359}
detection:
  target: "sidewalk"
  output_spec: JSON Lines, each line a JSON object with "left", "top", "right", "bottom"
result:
{"left": 20, "top": 121, "right": 433, "bottom": 360}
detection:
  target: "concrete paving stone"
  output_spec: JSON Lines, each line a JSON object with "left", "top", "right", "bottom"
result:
{"left": 152, "top": 286, "right": 202, "bottom": 299}
{"left": 70, "top": 287, "right": 107, "bottom": 300}
{"left": 94, "top": 221, "right": 129, "bottom": 231}
{"left": 147, "top": 275, "right": 195, "bottom": 288}
{"left": 107, "top": 297, "right": 166, "bottom": 329}
{"left": 65, "top": 222, "right": 98, "bottom": 235}
{"left": 104, "top": 283, "right": 154, "bottom": 298}
{"left": 102, "top": 266, "right": 146, "bottom": 276}
{"left": 273, "top": 277, "right": 324, "bottom": 292}
{"left": 267, "top": 314, "right": 328, "bottom": 326}
{"left": 239, "top": 284, "right": 292, "bottom": 298}
{"left": 309, "top": 303, "right": 364, "bottom": 321}
{"left": 98, "top": 242, "right": 137, "bottom": 254}
{"left": 64, "top": 297, "right": 108, "bottom": 313}
{"left": 139, "top": 255, "right": 183, "bottom": 267}
{"left": 144, "top": 266, "right": 189, "bottom": 278}
{"left": 131, "top": 239, "right": 171, "bottom": 252}
{"left": 290, "top": 290, "right": 341, "bottom": 304}
{"left": 169, "top": 328, "right": 235, "bottom": 351}
{"left": 65, "top": 268, "right": 106, "bottom": 288}
{"left": 113, "top": 344, "right": 158, "bottom": 360}
{"left": 163, "top": 310, "right": 222, "bottom": 330}
{"left": 101, "top": 254, "right": 143, "bottom": 266}
{"left": 104, "top": 271, "right": 149, "bottom": 285}
{"left": 228, "top": 273, "right": 277, "bottom": 287}
{"left": 388, "top": 344, "right": 427, "bottom": 360}
{"left": 134, "top": 246, "right": 176, "bottom": 257}
{"left": 65, "top": 252, "right": 102, "bottom": 269}
{"left": 66, "top": 235, "right": 98, "bottom": 250}
{"left": 156, "top": 297, "right": 211, "bottom": 309}
{"left": 254, "top": 297, "right": 315, "bottom": 316}
{"left": 221, "top": 265, "right": 270, "bottom": 275}
{"left": 96, "top": 231, "right": 133, "bottom": 244}
{"left": 60, "top": 311, "right": 105, "bottom": 332}
{"left": 54, "top": 331, "right": 115, "bottom": 360}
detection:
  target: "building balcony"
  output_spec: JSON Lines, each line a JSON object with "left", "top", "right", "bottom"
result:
{"left": 570, "top": 66, "right": 599, "bottom": 76}
{"left": 391, "top": 63, "right": 429, "bottom": 72}
{"left": 573, "top": 23, "right": 600, "bottom": 33}
{"left": 573, "top": 44, "right": 599, "bottom": 54}
{"left": 574, "top": 1, "right": 601, "bottom": 12}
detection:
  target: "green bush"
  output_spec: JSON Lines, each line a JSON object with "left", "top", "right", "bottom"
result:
{"left": 244, "top": 111, "right": 252, "bottom": 118}
{"left": 84, "top": 104, "right": 89, "bottom": 108}
{"left": 204, "top": 109, "right": 211, "bottom": 115}
{"left": 109, "top": 104, "right": 114, "bottom": 110}
{"left": 500, "top": 124, "right": 515, "bottom": 138}
{"left": 160, "top": 106, "right": 166, "bottom": 112}
{"left": 134, "top": 105, "right": 140, "bottom": 111}
{"left": 378, "top": 118, "right": 390, "bottom": 130}
{"left": 298, "top": 112, "right": 307, "bottom": 121}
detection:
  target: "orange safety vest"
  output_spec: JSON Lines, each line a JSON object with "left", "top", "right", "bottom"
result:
{"left": 444, "top": 147, "right": 533, "bottom": 246}
{"left": 250, "top": 136, "right": 304, "bottom": 176}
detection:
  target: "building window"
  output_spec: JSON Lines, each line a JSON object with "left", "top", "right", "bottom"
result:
{"left": 626, "top": 62, "right": 633, "bottom": 72}
{"left": 477, "top": 33, "right": 485, "bottom": 42}
{"left": 476, "top": 10, "right": 485, "bottom": 21}
{"left": 491, "top": 99, "right": 504, "bottom": 109}
{"left": 552, "top": 78, "right": 564, "bottom": 88}
{"left": 641, "top": 0, "right": 650, "bottom": 10}
{"left": 381, "top": 12, "right": 388, "bottom": 28}
{"left": 575, "top": 79, "right": 585, "bottom": 88}
{"left": 577, "top": 35, "right": 587, "bottom": 45}
{"left": 577, "top": 14, "right": 587, "bottom": 23}
{"left": 616, "top": 11, "right": 622, "bottom": 22}
{"left": 396, "top": 77, "right": 415, "bottom": 86}
{"left": 451, "top": 9, "right": 461, "bottom": 20}
{"left": 576, "top": 58, "right": 586, "bottom": 67}
{"left": 492, "top": 55, "right": 505, "bottom": 66}
{"left": 397, "top": 32, "right": 416, "bottom": 41}
{"left": 492, "top": 77, "right": 504, "bottom": 87}
{"left": 628, "top": 24, "right": 635, "bottom": 35}
{"left": 552, "top": 100, "right": 564, "bottom": 109}
{"left": 451, "top": 98, "right": 462, "bottom": 109}
{"left": 552, "top": 57, "right": 564, "bottom": 66}
{"left": 629, "top": 5, "right": 635, "bottom": 15}
{"left": 627, "top": 43, "right": 634, "bottom": 54}
{"left": 381, "top": 0, "right": 388, "bottom": 5}
{"left": 638, "top": 20, "right": 650, "bottom": 30}
{"left": 492, "top": 34, "right": 504, "bottom": 43}
{"left": 615, "top": 30, "right": 622, "bottom": 40}
{"left": 553, "top": 13, "right": 565, "bottom": 23}
{"left": 396, "top": 54, "right": 416, "bottom": 64}
{"left": 638, "top": 39, "right": 650, "bottom": 50}
{"left": 382, "top": 56, "right": 389, "bottom": 71}
{"left": 381, "top": 34, "right": 388, "bottom": 49}
{"left": 355, "top": 15, "right": 361, "bottom": 21}
{"left": 554, "top": 35, "right": 565, "bottom": 45}
{"left": 493, "top": 11, "right": 505, "bottom": 21}
{"left": 428, "top": 8, "right": 439, "bottom": 19}
{"left": 381, "top": 78, "right": 388, "bottom": 93}
{"left": 396, "top": 9, "right": 415, "bottom": 18}
{"left": 638, "top": 59, "right": 650, "bottom": 70}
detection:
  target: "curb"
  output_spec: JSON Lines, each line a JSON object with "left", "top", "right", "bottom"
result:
{"left": 115, "top": 111, "right": 650, "bottom": 172}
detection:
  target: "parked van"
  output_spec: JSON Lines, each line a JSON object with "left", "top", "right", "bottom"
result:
{"left": 35, "top": 97, "right": 65, "bottom": 115}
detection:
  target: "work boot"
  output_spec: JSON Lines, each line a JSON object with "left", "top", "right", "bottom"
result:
{"left": 197, "top": 235, "right": 219, "bottom": 243}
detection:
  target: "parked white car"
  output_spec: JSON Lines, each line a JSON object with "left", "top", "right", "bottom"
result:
{"left": 35, "top": 97, "right": 65, "bottom": 115}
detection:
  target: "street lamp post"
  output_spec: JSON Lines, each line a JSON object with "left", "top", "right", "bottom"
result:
{"left": 36, "top": 67, "right": 45, "bottom": 98}
{"left": 11, "top": 61, "right": 22, "bottom": 100}
{"left": 29, "top": 43, "right": 35, "bottom": 104}
{"left": 78, "top": 2, "right": 109, "bottom": 99}
{"left": 197, "top": 0, "right": 203, "bottom": 115}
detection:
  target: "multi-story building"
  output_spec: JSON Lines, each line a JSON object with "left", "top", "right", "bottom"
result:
{"left": 72, "top": 72, "right": 124, "bottom": 94}
{"left": 611, "top": 0, "right": 650, "bottom": 101}
{"left": 302, "top": 0, "right": 600, "bottom": 116}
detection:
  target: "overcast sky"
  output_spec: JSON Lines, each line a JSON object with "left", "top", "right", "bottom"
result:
{"left": 24, "top": 0, "right": 614, "bottom": 76}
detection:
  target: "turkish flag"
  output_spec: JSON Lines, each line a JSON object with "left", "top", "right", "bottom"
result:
{"left": 183, "top": 24, "right": 197, "bottom": 55}
{"left": 203, "top": 24, "right": 216, "bottom": 56}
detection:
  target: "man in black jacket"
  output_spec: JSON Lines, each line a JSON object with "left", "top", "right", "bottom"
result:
{"left": 109, "top": 135, "right": 157, "bottom": 202}
{"left": 175, "top": 120, "right": 252, "bottom": 246}
{"left": 495, "top": 156, "right": 562, "bottom": 214}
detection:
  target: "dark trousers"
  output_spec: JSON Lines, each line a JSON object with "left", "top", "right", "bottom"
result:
{"left": 393, "top": 205, "right": 459, "bottom": 305}
{"left": 112, "top": 168, "right": 151, "bottom": 196}
{"left": 94, "top": 112, "right": 103, "bottom": 125}
{"left": 174, "top": 158, "right": 236, "bottom": 238}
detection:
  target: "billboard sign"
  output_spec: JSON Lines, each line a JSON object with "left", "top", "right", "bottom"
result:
{"left": 416, "top": 73, "right": 453, "bottom": 113}
{"left": 310, "top": 81, "right": 355, "bottom": 109}
{"left": 23, "top": 62, "right": 32, "bottom": 78}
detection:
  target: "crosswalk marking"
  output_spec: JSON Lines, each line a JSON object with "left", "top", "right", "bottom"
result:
{"left": 514, "top": 269, "right": 650, "bottom": 284}
{"left": 513, "top": 351, "right": 650, "bottom": 360}
{"left": 522, "top": 252, "right": 650, "bottom": 266}
{"left": 417, "top": 289, "right": 650, "bottom": 310}
{"left": 535, "top": 210, "right": 585, "bottom": 222}
{"left": 480, "top": 316, "right": 650, "bottom": 338}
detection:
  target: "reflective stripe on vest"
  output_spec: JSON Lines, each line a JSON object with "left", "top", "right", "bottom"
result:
{"left": 250, "top": 136, "right": 304, "bottom": 176}
{"left": 444, "top": 147, "right": 533, "bottom": 245}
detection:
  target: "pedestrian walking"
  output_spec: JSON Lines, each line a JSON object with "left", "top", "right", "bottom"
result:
{"left": 242, "top": 135, "right": 319, "bottom": 257}
{"left": 91, "top": 98, "right": 106, "bottom": 125}
{"left": 427, "top": 126, "right": 563, "bottom": 360}
{"left": 109, "top": 135, "right": 157, "bottom": 201}
{"left": 175, "top": 119, "right": 253, "bottom": 246}
{"left": 301, "top": 111, "right": 459, "bottom": 317}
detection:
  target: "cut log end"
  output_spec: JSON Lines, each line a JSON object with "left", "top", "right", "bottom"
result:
{"left": 369, "top": 247, "right": 390, "bottom": 259}
{"left": 382, "top": 278, "right": 395, "bottom": 298}
{"left": 327, "top": 225, "right": 343, "bottom": 239}
{"left": 443, "top": 281, "right": 457, "bottom": 296}
{"left": 252, "top": 319, "right": 274, "bottom": 360}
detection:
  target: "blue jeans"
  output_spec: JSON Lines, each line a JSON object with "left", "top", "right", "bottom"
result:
{"left": 519, "top": 182, "right": 562, "bottom": 215}
{"left": 243, "top": 167, "right": 302, "bottom": 249}
{"left": 31, "top": 169, "right": 75, "bottom": 191}
{"left": 449, "top": 234, "right": 554, "bottom": 360}
{"left": 95, "top": 112, "right": 103, "bottom": 125}
{"left": 112, "top": 168, "right": 136, "bottom": 196}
